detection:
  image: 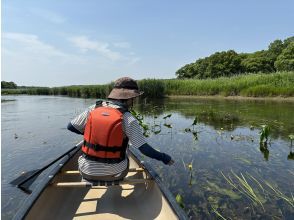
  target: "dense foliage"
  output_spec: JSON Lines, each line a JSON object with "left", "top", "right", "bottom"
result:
{"left": 176, "top": 37, "right": 294, "bottom": 79}
{"left": 1, "top": 81, "right": 17, "bottom": 89}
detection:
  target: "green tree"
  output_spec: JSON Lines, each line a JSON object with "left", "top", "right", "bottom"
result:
{"left": 241, "top": 50, "right": 274, "bottom": 73}
{"left": 176, "top": 63, "right": 195, "bottom": 78}
{"left": 1, "top": 81, "right": 17, "bottom": 89}
{"left": 274, "top": 42, "right": 294, "bottom": 71}
{"left": 267, "top": 39, "right": 284, "bottom": 70}
{"left": 175, "top": 36, "right": 294, "bottom": 79}
{"left": 204, "top": 50, "right": 242, "bottom": 78}
{"left": 283, "top": 36, "right": 294, "bottom": 48}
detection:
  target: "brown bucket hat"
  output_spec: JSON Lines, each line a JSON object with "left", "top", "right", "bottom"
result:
{"left": 108, "top": 77, "right": 144, "bottom": 100}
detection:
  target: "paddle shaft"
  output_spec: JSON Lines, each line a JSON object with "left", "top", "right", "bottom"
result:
{"left": 17, "top": 145, "right": 78, "bottom": 187}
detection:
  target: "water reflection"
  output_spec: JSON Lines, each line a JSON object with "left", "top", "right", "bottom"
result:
{"left": 2, "top": 96, "right": 293, "bottom": 220}
{"left": 288, "top": 146, "right": 294, "bottom": 160}
{"left": 134, "top": 97, "right": 294, "bottom": 219}
{"left": 259, "top": 142, "right": 270, "bottom": 161}
{"left": 137, "top": 97, "right": 294, "bottom": 141}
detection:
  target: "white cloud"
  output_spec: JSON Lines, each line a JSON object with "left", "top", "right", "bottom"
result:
{"left": 69, "top": 36, "right": 140, "bottom": 64}
{"left": 69, "top": 36, "right": 122, "bottom": 61}
{"left": 29, "top": 8, "right": 66, "bottom": 24}
{"left": 2, "top": 32, "right": 141, "bottom": 86}
{"left": 3, "top": 32, "right": 69, "bottom": 58}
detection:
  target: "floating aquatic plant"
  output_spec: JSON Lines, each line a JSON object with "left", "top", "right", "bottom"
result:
{"left": 187, "top": 163, "right": 193, "bottom": 171}
{"left": 260, "top": 125, "right": 270, "bottom": 145}
{"left": 130, "top": 109, "right": 150, "bottom": 137}
{"left": 163, "top": 114, "right": 172, "bottom": 120}
{"left": 184, "top": 116, "right": 200, "bottom": 141}
{"left": 152, "top": 124, "right": 162, "bottom": 135}
{"left": 259, "top": 125, "right": 271, "bottom": 160}
{"left": 176, "top": 193, "right": 185, "bottom": 209}
{"left": 163, "top": 123, "right": 172, "bottom": 128}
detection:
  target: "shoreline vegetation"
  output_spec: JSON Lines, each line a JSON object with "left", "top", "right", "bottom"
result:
{"left": 2, "top": 72, "right": 294, "bottom": 100}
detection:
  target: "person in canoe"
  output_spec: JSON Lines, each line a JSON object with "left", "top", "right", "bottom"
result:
{"left": 67, "top": 77, "right": 174, "bottom": 181}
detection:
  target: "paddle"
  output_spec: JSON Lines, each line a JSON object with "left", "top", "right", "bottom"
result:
{"left": 10, "top": 142, "right": 81, "bottom": 194}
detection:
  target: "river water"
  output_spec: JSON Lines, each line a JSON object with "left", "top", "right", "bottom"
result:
{"left": 1, "top": 95, "right": 294, "bottom": 219}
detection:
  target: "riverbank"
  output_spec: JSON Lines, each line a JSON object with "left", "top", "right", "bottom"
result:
{"left": 167, "top": 95, "right": 294, "bottom": 102}
{"left": 2, "top": 71, "right": 294, "bottom": 98}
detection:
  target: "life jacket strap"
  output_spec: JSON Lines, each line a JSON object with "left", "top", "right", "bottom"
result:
{"left": 83, "top": 140, "right": 125, "bottom": 153}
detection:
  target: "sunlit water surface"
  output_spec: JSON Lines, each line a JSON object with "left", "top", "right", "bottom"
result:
{"left": 1, "top": 96, "right": 293, "bottom": 219}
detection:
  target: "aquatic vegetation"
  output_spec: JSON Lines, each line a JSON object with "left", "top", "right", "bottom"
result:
{"left": 163, "top": 123, "right": 172, "bottom": 128}
{"left": 176, "top": 193, "right": 185, "bottom": 209}
{"left": 234, "top": 157, "right": 252, "bottom": 165}
{"left": 211, "top": 205, "right": 227, "bottom": 220}
{"left": 130, "top": 109, "right": 150, "bottom": 137}
{"left": 260, "top": 125, "right": 270, "bottom": 145}
{"left": 151, "top": 124, "right": 161, "bottom": 135}
{"left": 221, "top": 171, "right": 266, "bottom": 211}
{"left": 183, "top": 116, "right": 201, "bottom": 141}
{"left": 165, "top": 72, "right": 294, "bottom": 97}
{"left": 187, "top": 163, "right": 193, "bottom": 171}
{"left": 163, "top": 114, "right": 172, "bottom": 120}
{"left": 264, "top": 181, "right": 294, "bottom": 208}
{"left": 222, "top": 170, "right": 294, "bottom": 214}
{"left": 3, "top": 72, "right": 294, "bottom": 97}
{"left": 206, "top": 181, "right": 241, "bottom": 200}
{"left": 259, "top": 125, "right": 271, "bottom": 160}
{"left": 289, "top": 134, "right": 294, "bottom": 146}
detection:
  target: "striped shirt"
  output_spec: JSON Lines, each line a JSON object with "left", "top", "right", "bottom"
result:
{"left": 70, "top": 101, "right": 147, "bottom": 176}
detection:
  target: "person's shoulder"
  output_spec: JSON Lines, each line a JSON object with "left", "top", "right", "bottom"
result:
{"left": 87, "top": 104, "right": 96, "bottom": 111}
{"left": 123, "top": 111, "right": 137, "bottom": 124}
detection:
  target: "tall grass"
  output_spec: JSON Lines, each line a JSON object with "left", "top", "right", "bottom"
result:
{"left": 2, "top": 72, "right": 293, "bottom": 98}
{"left": 164, "top": 72, "right": 294, "bottom": 97}
{"left": 138, "top": 79, "right": 165, "bottom": 98}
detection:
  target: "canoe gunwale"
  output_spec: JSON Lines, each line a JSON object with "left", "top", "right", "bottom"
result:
{"left": 128, "top": 147, "right": 188, "bottom": 220}
{"left": 13, "top": 142, "right": 188, "bottom": 220}
{"left": 12, "top": 143, "right": 82, "bottom": 220}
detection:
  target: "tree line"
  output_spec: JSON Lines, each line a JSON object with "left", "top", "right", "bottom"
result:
{"left": 176, "top": 36, "right": 294, "bottom": 79}
{"left": 1, "top": 81, "right": 17, "bottom": 89}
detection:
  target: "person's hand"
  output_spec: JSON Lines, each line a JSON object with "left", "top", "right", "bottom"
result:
{"left": 167, "top": 159, "right": 175, "bottom": 166}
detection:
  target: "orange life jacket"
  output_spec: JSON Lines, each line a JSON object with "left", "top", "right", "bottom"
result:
{"left": 82, "top": 105, "right": 128, "bottom": 163}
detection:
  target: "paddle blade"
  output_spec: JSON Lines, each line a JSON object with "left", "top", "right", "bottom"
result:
{"left": 10, "top": 170, "right": 40, "bottom": 186}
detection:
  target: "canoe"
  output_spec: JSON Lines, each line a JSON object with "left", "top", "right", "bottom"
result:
{"left": 13, "top": 141, "right": 188, "bottom": 220}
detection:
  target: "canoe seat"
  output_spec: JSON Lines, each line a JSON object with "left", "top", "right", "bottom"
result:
{"left": 53, "top": 177, "right": 152, "bottom": 188}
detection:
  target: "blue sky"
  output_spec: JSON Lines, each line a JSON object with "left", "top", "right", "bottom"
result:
{"left": 2, "top": 0, "right": 294, "bottom": 86}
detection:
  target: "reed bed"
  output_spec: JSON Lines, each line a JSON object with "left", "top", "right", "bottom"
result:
{"left": 164, "top": 72, "right": 294, "bottom": 97}
{"left": 2, "top": 72, "right": 293, "bottom": 98}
